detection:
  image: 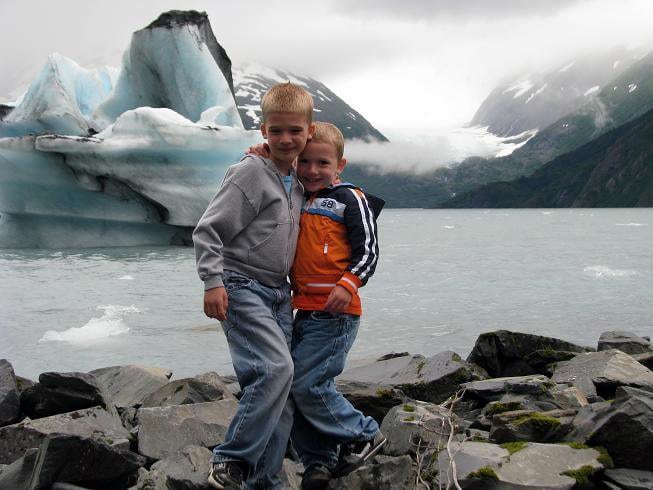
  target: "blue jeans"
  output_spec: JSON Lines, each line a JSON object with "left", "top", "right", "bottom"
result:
{"left": 291, "top": 310, "right": 379, "bottom": 469}
{"left": 213, "top": 270, "right": 294, "bottom": 490}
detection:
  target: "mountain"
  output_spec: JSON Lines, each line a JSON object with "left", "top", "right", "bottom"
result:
{"left": 441, "top": 107, "right": 653, "bottom": 207}
{"left": 233, "top": 63, "right": 388, "bottom": 142}
{"left": 470, "top": 47, "right": 645, "bottom": 137}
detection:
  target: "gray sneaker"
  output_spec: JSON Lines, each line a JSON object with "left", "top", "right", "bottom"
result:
{"left": 331, "top": 432, "right": 387, "bottom": 478}
{"left": 208, "top": 460, "right": 245, "bottom": 489}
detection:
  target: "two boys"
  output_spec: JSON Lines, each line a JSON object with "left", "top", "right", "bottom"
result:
{"left": 193, "top": 83, "right": 384, "bottom": 490}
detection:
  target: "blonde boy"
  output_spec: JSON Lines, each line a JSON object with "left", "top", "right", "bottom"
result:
{"left": 193, "top": 82, "right": 314, "bottom": 490}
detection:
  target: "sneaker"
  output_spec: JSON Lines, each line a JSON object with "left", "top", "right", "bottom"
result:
{"left": 331, "top": 432, "right": 387, "bottom": 478}
{"left": 208, "top": 461, "right": 245, "bottom": 489}
{"left": 301, "top": 464, "right": 332, "bottom": 490}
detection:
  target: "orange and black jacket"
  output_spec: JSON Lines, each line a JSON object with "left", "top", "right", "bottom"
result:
{"left": 291, "top": 182, "right": 385, "bottom": 315}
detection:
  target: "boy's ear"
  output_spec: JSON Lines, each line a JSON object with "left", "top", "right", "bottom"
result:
{"left": 307, "top": 123, "right": 316, "bottom": 139}
{"left": 337, "top": 157, "right": 347, "bottom": 175}
{"left": 260, "top": 122, "right": 267, "bottom": 139}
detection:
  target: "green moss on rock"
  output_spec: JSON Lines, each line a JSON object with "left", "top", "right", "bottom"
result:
{"left": 514, "top": 412, "right": 561, "bottom": 432}
{"left": 487, "top": 401, "right": 523, "bottom": 416}
{"left": 500, "top": 441, "right": 528, "bottom": 454}
{"left": 467, "top": 466, "right": 499, "bottom": 480}
{"left": 560, "top": 465, "right": 598, "bottom": 488}
{"left": 402, "top": 404, "right": 416, "bottom": 412}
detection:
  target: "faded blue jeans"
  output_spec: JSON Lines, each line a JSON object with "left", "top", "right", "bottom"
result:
{"left": 291, "top": 310, "right": 379, "bottom": 469}
{"left": 213, "top": 270, "right": 294, "bottom": 489}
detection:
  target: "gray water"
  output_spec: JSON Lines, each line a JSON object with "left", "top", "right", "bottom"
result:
{"left": 1, "top": 209, "right": 652, "bottom": 381}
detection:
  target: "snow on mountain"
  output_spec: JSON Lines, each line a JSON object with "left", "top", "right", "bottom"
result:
{"left": 233, "top": 62, "right": 388, "bottom": 141}
{"left": 470, "top": 47, "right": 648, "bottom": 137}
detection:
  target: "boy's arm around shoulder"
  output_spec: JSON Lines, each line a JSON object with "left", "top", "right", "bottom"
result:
{"left": 192, "top": 162, "right": 259, "bottom": 290}
{"left": 337, "top": 188, "right": 385, "bottom": 296}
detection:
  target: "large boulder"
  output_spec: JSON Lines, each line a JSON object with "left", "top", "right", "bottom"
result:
{"left": 489, "top": 409, "right": 576, "bottom": 443}
{"left": 336, "top": 380, "right": 405, "bottom": 424}
{"left": 0, "top": 360, "right": 20, "bottom": 426}
{"left": 0, "top": 405, "right": 131, "bottom": 464}
{"left": 327, "top": 455, "right": 415, "bottom": 489}
{"left": 380, "top": 401, "right": 457, "bottom": 456}
{"left": 436, "top": 441, "right": 509, "bottom": 486}
{"left": 339, "top": 351, "right": 486, "bottom": 404}
{"left": 467, "top": 330, "right": 590, "bottom": 377}
{"left": 567, "top": 386, "right": 653, "bottom": 470}
{"left": 27, "top": 433, "right": 145, "bottom": 489}
{"left": 141, "top": 372, "right": 235, "bottom": 408}
{"left": 598, "top": 331, "right": 651, "bottom": 354}
{"left": 20, "top": 371, "right": 108, "bottom": 418}
{"left": 462, "top": 374, "right": 554, "bottom": 402}
{"left": 137, "top": 399, "right": 238, "bottom": 460}
{"left": 90, "top": 365, "right": 172, "bottom": 409}
{"left": 552, "top": 349, "right": 653, "bottom": 400}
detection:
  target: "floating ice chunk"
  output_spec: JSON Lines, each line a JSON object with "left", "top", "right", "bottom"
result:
{"left": 583, "top": 265, "right": 638, "bottom": 278}
{"left": 36, "top": 107, "right": 262, "bottom": 226}
{"left": 628, "top": 83, "right": 638, "bottom": 93}
{"left": 119, "top": 275, "right": 135, "bottom": 280}
{"left": 40, "top": 305, "right": 139, "bottom": 343}
{"left": 1, "top": 53, "right": 118, "bottom": 137}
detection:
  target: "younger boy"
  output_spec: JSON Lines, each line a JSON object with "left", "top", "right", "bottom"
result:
{"left": 193, "top": 82, "right": 315, "bottom": 490}
{"left": 289, "top": 122, "right": 386, "bottom": 489}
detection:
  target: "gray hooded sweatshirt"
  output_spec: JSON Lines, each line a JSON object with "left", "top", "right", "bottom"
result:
{"left": 193, "top": 155, "right": 303, "bottom": 290}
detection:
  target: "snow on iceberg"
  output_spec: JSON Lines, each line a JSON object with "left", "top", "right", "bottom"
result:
{"left": 0, "top": 53, "right": 118, "bottom": 137}
{"left": 36, "top": 107, "right": 261, "bottom": 226}
{"left": 94, "top": 10, "right": 242, "bottom": 130}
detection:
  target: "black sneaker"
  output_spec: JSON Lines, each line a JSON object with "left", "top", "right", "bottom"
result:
{"left": 331, "top": 432, "right": 387, "bottom": 478}
{"left": 301, "top": 464, "right": 332, "bottom": 490}
{"left": 208, "top": 461, "right": 245, "bottom": 489}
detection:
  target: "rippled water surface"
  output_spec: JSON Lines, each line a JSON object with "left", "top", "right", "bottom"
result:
{"left": 2, "top": 209, "right": 652, "bottom": 380}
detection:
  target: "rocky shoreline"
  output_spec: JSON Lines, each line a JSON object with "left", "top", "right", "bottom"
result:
{"left": 1, "top": 329, "right": 652, "bottom": 489}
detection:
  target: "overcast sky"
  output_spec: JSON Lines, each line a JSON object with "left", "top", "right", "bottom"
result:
{"left": 1, "top": 0, "right": 653, "bottom": 139}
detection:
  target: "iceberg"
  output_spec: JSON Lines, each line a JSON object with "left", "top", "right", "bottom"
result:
{"left": 0, "top": 11, "right": 260, "bottom": 248}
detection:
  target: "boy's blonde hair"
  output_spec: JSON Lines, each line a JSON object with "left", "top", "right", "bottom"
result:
{"left": 261, "top": 82, "right": 314, "bottom": 123}
{"left": 311, "top": 122, "right": 345, "bottom": 160}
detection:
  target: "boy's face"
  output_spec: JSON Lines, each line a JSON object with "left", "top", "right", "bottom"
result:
{"left": 297, "top": 141, "right": 347, "bottom": 193}
{"left": 261, "top": 112, "right": 314, "bottom": 169}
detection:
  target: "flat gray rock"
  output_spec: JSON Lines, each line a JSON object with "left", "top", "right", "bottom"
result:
{"left": 137, "top": 399, "right": 238, "bottom": 460}
{"left": 437, "top": 441, "right": 509, "bottom": 483}
{"left": 598, "top": 331, "right": 651, "bottom": 354}
{"left": 327, "top": 454, "right": 415, "bottom": 489}
{"left": 496, "top": 443, "right": 602, "bottom": 489}
{"left": 143, "top": 445, "right": 212, "bottom": 489}
{"left": 463, "top": 374, "right": 553, "bottom": 402}
{"left": 0, "top": 359, "right": 20, "bottom": 426}
{"left": 0, "top": 405, "right": 131, "bottom": 464}
{"left": 339, "top": 351, "right": 486, "bottom": 404}
{"left": 604, "top": 468, "right": 653, "bottom": 490}
{"left": 141, "top": 372, "right": 235, "bottom": 408}
{"left": 380, "top": 401, "right": 455, "bottom": 456}
{"left": 552, "top": 349, "right": 653, "bottom": 399}
{"left": 90, "top": 365, "right": 172, "bottom": 409}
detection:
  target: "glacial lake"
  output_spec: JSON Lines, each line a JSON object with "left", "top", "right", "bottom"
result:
{"left": 1, "top": 208, "right": 652, "bottom": 380}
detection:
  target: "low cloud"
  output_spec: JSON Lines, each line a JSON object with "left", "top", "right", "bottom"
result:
{"left": 330, "top": 0, "right": 586, "bottom": 21}
{"left": 342, "top": 127, "right": 509, "bottom": 173}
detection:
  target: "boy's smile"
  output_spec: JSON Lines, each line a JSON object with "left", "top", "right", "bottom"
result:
{"left": 261, "top": 112, "right": 314, "bottom": 171}
{"left": 297, "top": 141, "right": 347, "bottom": 193}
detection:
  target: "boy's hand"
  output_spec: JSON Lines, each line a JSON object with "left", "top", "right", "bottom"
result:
{"left": 324, "top": 285, "right": 352, "bottom": 314}
{"left": 247, "top": 143, "right": 271, "bottom": 158}
{"left": 204, "top": 287, "right": 228, "bottom": 321}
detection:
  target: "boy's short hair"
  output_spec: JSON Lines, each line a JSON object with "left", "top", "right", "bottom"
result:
{"left": 261, "top": 82, "right": 314, "bottom": 123}
{"left": 311, "top": 122, "right": 345, "bottom": 160}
